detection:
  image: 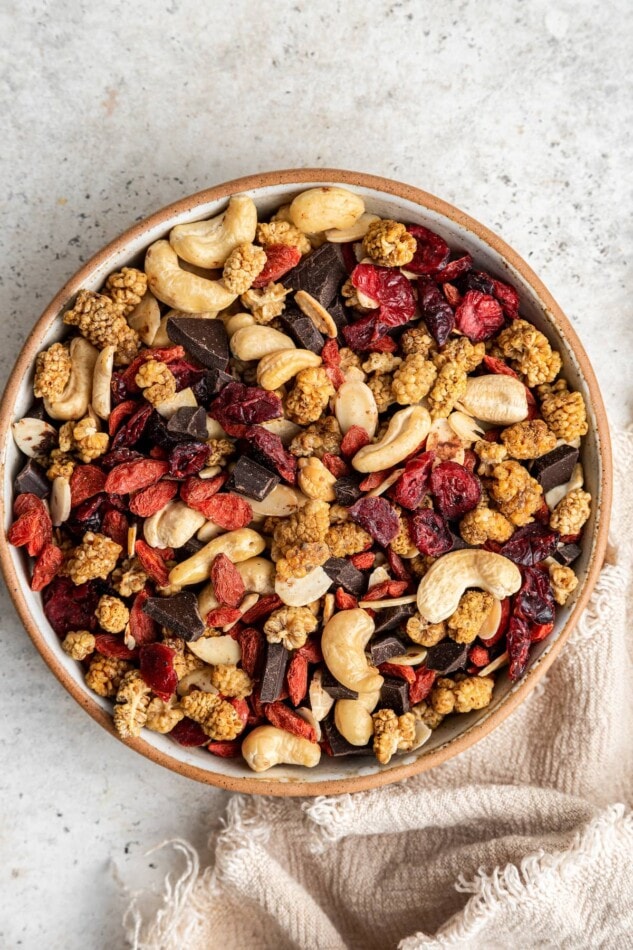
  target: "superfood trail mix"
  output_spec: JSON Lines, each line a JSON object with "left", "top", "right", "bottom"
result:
{"left": 8, "top": 187, "right": 590, "bottom": 771}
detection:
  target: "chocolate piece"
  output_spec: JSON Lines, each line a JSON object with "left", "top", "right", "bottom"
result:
{"left": 323, "top": 557, "right": 365, "bottom": 597}
{"left": 449, "top": 530, "right": 470, "bottom": 551}
{"left": 531, "top": 445, "right": 579, "bottom": 493}
{"left": 259, "top": 641, "right": 290, "bottom": 703}
{"left": 327, "top": 296, "right": 349, "bottom": 331}
{"left": 145, "top": 411, "right": 182, "bottom": 451}
{"left": 321, "top": 666, "right": 358, "bottom": 700}
{"left": 380, "top": 676, "right": 410, "bottom": 715}
{"left": 278, "top": 308, "right": 325, "bottom": 354}
{"left": 281, "top": 242, "right": 347, "bottom": 308}
{"left": 179, "top": 537, "right": 205, "bottom": 558}
{"left": 166, "top": 406, "right": 209, "bottom": 442}
{"left": 143, "top": 591, "right": 205, "bottom": 641}
{"left": 322, "top": 715, "right": 373, "bottom": 756}
{"left": 166, "top": 316, "right": 229, "bottom": 371}
{"left": 13, "top": 459, "right": 50, "bottom": 499}
{"left": 369, "top": 633, "right": 408, "bottom": 666}
{"left": 226, "top": 456, "right": 279, "bottom": 501}
{"left": 425, "top": 640, "right": 469, "bottom": 674}
{"left": 334, "top": 475, "right": 362, "bottom": 507}
{"left": 25, "top": 399, "right": 46, "bottom": 420}
{"left": 553, "top": 542, "right": 582, "bottom": 566}
{"left": 192, "top": 368, "right": 235, "bottom": 404}
{"left": 372, "top": 603, "right": 417, "bottom": 636}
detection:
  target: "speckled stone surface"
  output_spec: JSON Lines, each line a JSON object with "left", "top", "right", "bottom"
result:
{"left": 0, "top": 1, "right": 631, "bottom": 947}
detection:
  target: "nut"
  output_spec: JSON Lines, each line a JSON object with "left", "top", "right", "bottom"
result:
{"left": 11, "top": 417, "right": 57, "bottom": 458}
{"left": 416, "top": 550, "right": 522, "bottom": 624}
{"left": 230, "top": 325, "right": 295, "bottom": 361}
{"left": 334, "top": 699, "right": 374, "bottom": 746}
{"left": 240, "top": 484, "right": 308, "bottom": 518}
{"left": 477, "top": 597, "right": 503, "bottom": 641}
{"left": 154, "top": 387, "right": 198, "bottom": 419}
{"left": 241, "top": 725, "right": 321, "bottom": 772}
{"left": 275, "top": 565, "right": 333, "bottom": 607}
{"left": 294, "top": 290, "right": 338, "bottom": 338}
{"left": 198, "top": 555, "right": 274, "bottom": 618}
{"left": 308, "top": 668, "right": 335, "bottom": 721}
{"left": 145, "top": 240, "right": 237, "bottom": 313}
{"left": 447, "top": 411, "right": 485, "bottom": 445}
{"left": 127, "top": 290, "right": 161, "bottom": 345}
{"left": 169, "top": 195, "right": 258, "bottom": 269}
{"left": 91, "top": 344, "right": 115, "bottom": 420}
{"left": 325, "top": 212, "right": 381, "bottom": 243}
{"left": 256, "top": 348, "right": 322, "bottom": 390}
{"left": 50, "top": 476, "right": 71, "bottom": 526}
{"left": 387, "top": 645, "right": 428, "bottom": 667}
{"left": 224, "top": 312, "right": 256, "bottom": 337}
{"left": 44, "top": 337, "right": 99, "bottom": 421}
{"left": 334, "top": 380, "right": 379, "bottom": 438}
{"left": 176, "top": 667, "right": 219, "bottom": 697}
{"left": 297, "top": 457, "right": 337, "bottom": 501}
{"left": 144, "top": 500, "right": 206, "bottom": 549}
{"left": 352, "top": 406, "right": 431, "bottom": 473}
{"left": 289, "top": 187, "right": 365, "bottom": 234}
{"left": 187, "top": 635, "right": 241, "bottom": 666}
{"left": 457, "top": 375, "right": 529, "bottom": 425}
{"left": 425, "top": 417, "right": 466, "bottom": 464}
{"left": 321, "top": 608, "right": 383, "bottom": 693}
{"left": 169, "top": 528, "right": 266, "bottom": 587}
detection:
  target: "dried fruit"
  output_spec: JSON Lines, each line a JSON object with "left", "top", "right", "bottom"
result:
{"left": 340, "top": 425, "right": 372, "bottom": 458}
{"left": 364, "top": 579, "right": 408, "bottom": 600}
{"left": 169, "top": 718, "right": 209, "bottom": 747}
{"left": 252, "top": 244, "right": 301, "bottom": 287}
{"left": 405, "top": 225, "right": 450, "bottom": 275}
{"left": 129, "top": 588, "right": 159, "bottom": 646}
{"left": 483, "top": 355, "right": 519, "bottom": 378}
{"left": 205, "top": 606, "right": 242, "bottom": 627}
{"left": 417, "top": 278, "right": 455, "bottom": 346}
{"left": 454, "top": 290, "right": 504, "bottom": 342}
{"left": 466, "top": 270, "right": 520, "bottom": 319}
{"left": 43, "top": 576, "right": 100, "bottom": 636}
{"left": 435, "top": 252, "right": 473, "bottom": 282}
{"left": 211, "top": 553, "right": 245, "bottom": 608}
{"left": 209, "top": 382, "right": 283, "bottom": 434}
{"left": 335, "top": 588, "right": 359, "bottom": 610}
{"left": 242, "top": 426, "right": 297, "bottom": 484}
{"left": 514, "top": 566, "right": 555, "bottom": 625}
{"left": 321, "top": 339, "right": 340, "bottom": 366}
{"left": 195, "top": 493, "right": 252, "bottom": 530}
{"left": 111, "top": 403, "right": 153, "bottom": 449}
{"left": 240, "top": 593, "right": 282, "bottom": 624}
{"left": 507, "top": 616, "right": 531, "bottom": 681}
{"left": 139, "top": 642, "right": 178, "bottom": 701}
{"left": 108, "top": 399, "right": 138, "bottom": 436}
{"left": 263, "top": 701, "right": 317, "bottom": 742}
{"left": 237, "top": 626, "right": 265, "bottom": 677}
{"left": 94, "top": 634, "right": 137, "bottom": 660}
{"left": 129, "top": 481, "right": 178, "bottom": 518}
{"left": 409, "top": 509, "right": 453, "bottom": 556}
{"left": 8, "top": 495, "right": 52, "bottom": 557}
{"left": 70, "top": 465, "right": 107, "bottom": 507}
{"left": 207, "top": 739, "right": 242, "bottom": 757}
{"left": 322, "top": 454, "right": 349, "bottom": 478}
{"left": 430, "top": 461, "right": 482, "bottom": 519}
{"left": 350, "top": 551, "right": 375, "bottom": 570}
{"left": 105, "top": 458, "right": 169, "bottom": 495}
{"left": 101, "top": 509, "right": 129, "bottom": 548}
{"left": 349, "top": 496, "right": 400, "bottom": 546}
{"left": 286, "top": 652, "right": 309, "bottom": 705}
{"left": 409, "top": 666, "right": 436, "bottom": 704}
{"left": 135, "top": 540, "right": 171, "bottom": 586}
{"left": 500, "top": 523, "right": 559, "bottom": 566}
{"left": 391, "top": 451, "right": 435, "bottom": 509}
{"left": 379, "top": 661, "right": 415, "bottom": 684}
{"left": 31, "top": 543, "right": 64, "bottom": 591}
{"left": 168, "top": 442, "right": 210, "bottom": 478}
{"left": 343, "top": 263, "right": 415, "bottom": 348}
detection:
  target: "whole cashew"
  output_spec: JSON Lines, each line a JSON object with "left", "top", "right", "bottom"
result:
{"left": 352, "top": 406, "right": 431, "bottom": 473}
{"left": 334, "top": 380, "right": 378, "bottom": 437}
{"left": 334, "top": 687, "right": 381, "bottom": 746}
{"left": 230, "top": 325, "right": 295, "bottom": 361}
{"left": 169, "top": 528, "right": 266, "bottom": 587}
{"left": 256, "top": 348, "right": 322, "bottom": 390}
{"left": 241, "top": 725, "right": 321, "bottom": 772}
{"left": 457, "top": 375, "right": 529, "bottom": 425}
{"left": 44, "top": 337, "right": 99, "bottom": 421}
{"left": 145, "top": 240, "right": 237, "bottom": 313}
{"left": 321, "top": 608, "right": 383, "bottom": 693}
{"left": 289, "top": 187, "right": 365, "bottom": 234}
{"left": 294, "top": 290, "right": 338, "bottom": 338}
{"left": 127, "top": 290, "right": 161, "bottom": 344}
{"left": 275, "top": 565, "right": 333, "bottom": 607}
{"left": 224, "top": 312, "right": 256, "bottom": 337}
{"left": 416, "top": 550, "right": 522, "bottom": 624}
{"left": 260, "top": 418, "right": 303, "bottom": 446}
{"left": 169, "top": 195, "right": 258, "bottom": 269}
{"left": 197, "top": 555, "right": 274, "bottom": 617}
{"left": 144, "top": 501, "right": 206, "bottom": 549}
{"left": 91, "top": 344, "right": 115, "bottom": 420}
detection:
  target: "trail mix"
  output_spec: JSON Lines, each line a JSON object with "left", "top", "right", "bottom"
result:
{"left": 8, "top": 187, "right": 590, "bottom": 772}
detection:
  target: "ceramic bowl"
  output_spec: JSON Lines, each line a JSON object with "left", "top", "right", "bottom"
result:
{"left": 0, "top": 170, "right": 612, "bottom": 795}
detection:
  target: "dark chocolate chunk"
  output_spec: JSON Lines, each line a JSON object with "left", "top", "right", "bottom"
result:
{"left": 143, "top": 591, "right": 205, "bottom": 641}
{"left": 531, "top": 445, "right": 579, "bottom": 493}
{"left": 425, "top": 640, "right": 469, "bottom": 674}
{"left": 449, "top": 530, "right": 470, "bottom": 551}
{"left": 277, "top": 308, "right": 325, "bottom": 354}
{"left": 380, "top": 676, "right": 410, "bottom": 715}
{"left": 281, "top": 242, "right": 347, "bottom": 308}
{"left": 192, "top": 368, "right": 235, "bottom": 404}
{"left": 369, "top": 633, "right": 408, "bottom": 666}
{"left": 166, "top": 406, "right": 209, "bottom": 442}
{"left": 322, "top": 715, "right": 373, "bottom": 756}
{"left": 13, "top": 459, "right": 50, "bottom": 499}
{"left": 372, "top": 602, "right": 417, "bottom": 636}
{"left": 553, "top": 542, "right": 582, "bottom": 566}
{"left": 327, "top": 296, "right": 349, "bottom": 331}
{"left": 166, "top": 316, "right": 229, "bottom": 370}
{"left": 25, "top": 399, "right": 46, "bottom": 420}
{"left": 226, "top": 456, "right": 279, "bottom": 501}
{"left": 321, "top": 666, "right": 358, "bottom": 700}
{"left": 323, "top": 557, "right": 365, "bottom": 597}
{"left": 334, "top": 475, "right": 362, "bottom": 507}
{"left": 259, "top": 641, "right": 290, "bottom": 703}
{"left": 179, "top": 537, "right": 205, "bottom": 558}
{"left": 145, "top": 411, "right": 182, "bottom": 451}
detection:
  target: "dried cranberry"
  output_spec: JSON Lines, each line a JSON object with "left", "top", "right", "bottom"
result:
{"left": 349, "top": 496, "right": 399, "bottom": 546}
{"left": 513, "top": 567, "right": 555, "bottom": 625}
{"left": 168, "top": 442, "right": 210, "bottom": 478}
{"left": 167, "top": 359, "right": 206, "bottom": 391}
{"left": 500, "top": 523, "right": 559, "bottom": 566}
{"left": 242, "top": 425, "right": 297, "bottom": 484}
{"left": 169, "top": 718, "right": 210, "bottom": 747}
{"left": 340, "top": 241, "right": 358, "bottom": 275}
{"left": 507, "top": 616, "right": 531, "bottom": 681}
{"left": 430, "top": 462, "right": 482, "bottom": 519}
{"left": 111, "top": 371, "right": 134, "bottom": 405}
{"left": 409, "top": 509, "right": 453, "bottom": 556}
{"left": 65, "top": 494, "right": 105, "bottom": 538}
{"left": 108, "top": 399, "right": 138, "bottom": 436}
{"left": 418, "top": 278, "right": 455, "bottom": 346}
{"left": 386, "top": 548, "right": 412, "bottom": 581}
{"left": 391, "top": 451, "right": 435, "bottom": 509}
{"left": 435, "top": 252, "right": 473, "bottom": 282}
{"left": 100, "top": 448, "right": 145, "bottom": 470}
{"left": 466, "top": 270, "right": 520, "bottom": 319}
{"left": 350, "top": 263, "right": 416, "bottom": 326}
{"left": 405, "top": 225, "right": 450, "bottom": 275}
{"left": 252, "top": 244, "right": 301, "bottom": 287}
{"left": 454, "top": 290, "right": 504, "bottom": 342}
{"left": 364, "top": 335, "right": 398, "bottom": 353}
{"left": 43, "top": 576, "right": 99, "bottom": 636}
{"left": 209, "top": 382, "right": 282, "bottom": 436}
{"left": 111, "top": 403, "right": 153, "bottom": 449}
{"left": 530, "top": 621, "right": 555, "bottom": 642}
{"left": 139, "top": 643, "right": 178, "bottom": 701}
{"left": 342, "top": 313, "right": 382, "bottom": 350}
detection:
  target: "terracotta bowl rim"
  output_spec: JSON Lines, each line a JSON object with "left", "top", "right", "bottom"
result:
{"left": 0, "top": 168, "right": 612, "bottom": 796}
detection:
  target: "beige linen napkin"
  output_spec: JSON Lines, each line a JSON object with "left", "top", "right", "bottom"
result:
{"left": 125, "top": 429, "right": 633, "bottom": 950}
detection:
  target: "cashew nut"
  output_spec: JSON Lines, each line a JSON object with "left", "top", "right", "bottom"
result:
{"left": 145, "top": 240, "right": 237, "bottom": 313}
{"left": 325, "top": 212, "right": 381, "bottom": 243}
{"left": 144, "top": 501, "right": 206, "bottom": 549}
{"left": 187, "top": 635, "right": 241, "bottom": 666}
{"left": 196, "top": 521, "right": 225, "bottom": 543}
{"left": 230, "top": 325, "right": 295, "bottom": 361}
{"left": 224, "top": 312, "right": 256, "bottom": 337}
{"left": 50, "top": 476, "right": 71, "bottom": 526}
{"left": 352, "top": 406, "right": 431, "bottom": 473}
{"left": 242, "top": 725, "right": 321, "bottom": 772}
{"left": 334, "top": 699, "right": 374, "bottom": 746}
{"left": 309, "top": 669, "right": 335, "bottom": 721}
{"left": 334, "top": 380, "right": 379, "bottom": 438}
{"left": 289, "top": 187, "right": 365, "bottom": 234}
{"left": 169, "top": 195, "right": 258, "bottom": 269}
{"left": 275, "top": 565, "right": 333, "bottom": 607}
{"left": 91, "top": 344, "right": 115, "bottom": 420}
{"left": 256, "top": 348, "right": 322, "bottom": 390}
{"left": 44, "top": 338, "right": 99, "bottom": 420}
{"left": 321, "top": 608, "right": 383, "bottom": 694}
{"left": 260, "top": 418, "right": 303, "bottom": 445}
{"left": 294, "top": 290, "right": 338, "bottom": 338}
{"left": 154, "top": 387, "right": 198, "bottom": 419}
{"left": 152, "top": 314, "right": 172, "bottom": 347}
{"left": 11, "top": 417, "right": 57, "bottom": 458}
{"left": 416, "top": 550, "right": 522, "bottom": 624}
{"left": 127, "top": 290, "right": 161, "bottom": 345}
{"left": 457, "top": 375, "right": 529, "bottom": 425}
{"left": 297, "top": 457, "right": 337, "bottom": 501}
{"left": 169, "top": 528, "right": 266, "bottom": 587}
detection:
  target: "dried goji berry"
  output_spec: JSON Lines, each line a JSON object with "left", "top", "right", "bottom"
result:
{"left": 13, "top": 493, "right": 42, "bottom": 516}
{"left": 229, "top": 697, "right": 249, "bottom": 725}
{"left": 340, "top": 425, "right": 371, "bottom": 458}
{"left": 70, "top": 465, "right": 107, "bottom": 507}
{"left": 286, "top": 653, "right": 309, "bottom": 706}
{"left": 129, "top": 480, "right": 179, "bottom": 518}
{"left": 240, "top": 594, "right": 282, "bottom": 624}
{"left": 468, "top": 644, "right": 490, "bottom": 667}
{"left": 463, "top": 449, "right": 477, "bottom": 473}
{"left": 207, "top": 740, "right": 242, "bottom": 757}
{"left": 482, "top": 355, "right": 519, "bottom": 378}
{"left": 94, "top": 634, "right": 137, "bottom": 660}
{"left": 200, "top": 493, "right": 253, "bottom": 530}
{"left": 210, "top": 553, "right": 245, "bottom": 608}
{"left": 140, "top": 642, "right": 178, "bottom": 701}
{"left": 108, "top": 399, "right": 138, "bottom": 436}
{"left": 321, "top": 339, "right": 340, "bottom": 366}
{"left": 180, "top": 474, "right": 227, "bottom": 512}
{"left": 30, "top": 543, "right": 64, "bottom": 592}
{"left": 135, "top": 539, "right": 171, "bottom": 586}
{"left": 130, "top": 587, "right": 159, "bottom": 646}
{"left": 101, "top": 509, "right": 129, "bottom": 549}
{"left": 296, "top": 638, "right": 323, "bottom": 663}
{"left": 335, "top": 588, "right": 358, "bottom": 610}
{"left": 378, "top": 662, "right": 415, "bottom": 684}
{"left": 321, "top": 454, "right": 349, "bottom": 478}
{"left": 237, "top": 627, "right": 265, "bottom": 678}
{"left": 409, "top": 666, "right": 436, "bottom": 704}
{"left": 120, "top": 345, "right": 186, "bottom": 390}
{"left": 206, "top": 606, "right": 242, "bottom": 627}
{"left": 454, "top": 290, "right": 504, "bottom": 342}
{"left": 359, "top": 470, "right": 389, "bottom": 491}
{"left": 391, "top": 451, "right": 435, "bottom": 509}
{"left": 8, "top": 496, "right": 51, "bottom": 557}
{"left": 363, "top": 579, "right": 408, "bottom": 601}
{"left": 325, "top": 365, "right": 346, "bottom": 389}
{"left": 169, "top": 718, "right": 209, "bottom": 747}
{"left": 252, "top": 244, "right": 301, "bottom": 287}
{"left": 105, "top": 458, "right": 169, "bottom": 495}
{"left": 263, "top": 701, "right": 317, "bottom": 742}
{"left": 350, "top": 551, "right": 375, "bottom": 570}
{"left": 349, "top": 496, "right": 400, "bottom": 546}
{"left": 386, "top": 548, "right": 411, "bottom": 582}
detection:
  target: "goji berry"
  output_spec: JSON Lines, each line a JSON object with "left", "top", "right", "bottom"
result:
{"left": 30, "top": 543, "right": 64, "bottom": 592}
{"left": 129, "top": 587, "right": 159, "bottom": 646}
{"left": 349, "top": 551, "right": 375, "bottom": 570}
{"left": 409, "top": 667, "right": 436, "bottom": 704}
{"left": 70, "top": 465, "right": 107, "bottom": 507}
{"left": 359, "top": 471, "right": 388, "bottom": 491}
{"left": 210, "top": 553, "right": 245, "bottom": 608}
{"left": 321, "top": 339, "right": 340, "bottom": 366}
{"left": 378, "top": 662, "right": 415, "bottom": 684}
{"left": 13, "top": 493, "right": 42, "bottom": 517}
{"left": 169, "top": 718, "right": 209, "bottom": 746}
{"left": 363, "top": 579, "right": 408, "bottom": 601}
{"left": 94, "top": 634, "right": 137, "bottom": 660}
{"left": 206, "top": 606, "right": 242, "bottom": 627}
{"left": 335, "top": 588, "right": 358, "bottom": 610}
{"left": 105, "top": 459, "right": 169, "bottom": 495}
{"left": 483, "top": 355, "right": 518, "bottom": 378}
{"left": 121, "top": 345, "right": 186, "bottom": 390}
{"left": 229, "top": 698, "right": 250, "bottom": 725}
{"left": 286, "top": 653, "right": 309, "bottom": 706}
{"left": 180, "top": 474, "right": 227, "bottom": 513}
{"left": 442, "top": 282, "right": 462, "bottom": 308}
{"left": 468, "top": 644, "right": 490, "bottom": 667}
{"left": 263, "top": 701, "right": 317, "bottom": 742}
{"left": 252, "top": 244, "right": 301, "bottom": 287}
{"left": 341, "top": 425, "right": 371, "bottom": 459}
{"left": 240, "top": 594, "right": 282, "bottom": 624}
{"left": 139, "top": 642, "right": 178, "bottom": 701}
{"left": 237, "top": 626, "right": 265, "bottom": 677}
{"left": 386, "top": 549, "right": 411, "bottom": 582}
{"left": 463, "top": 449, "right": 477, "bottom": 473}
{"left": 321, "top": 454, "right": 349, "bottom": 478}
{"left": 129, "top": 481, "right": 179, "bottom": 518}
{"left": 101, "top": 509, "right": 129, "bottom": 549}
{"left": 108, "top": 399, "right": 138, "bottom": 436}
{"left": 296, "top": 638, "right": 323, "bottom": 663}
{"left": 325, "top": 365, "right": 346, "bottom": 389}
{"left": 207, "top": 740, "right": 242, "bottom": 757}
{"left": 190, "top": 492, "right": 252, "bottom": 530}
{"left": 8, "top": 497, "right": 51, "bottom": 557}
{"left": 135, "top": 540, "right": 171, "bottom": 587}
{"left": 149, "top": 445, "right": 169, "bottom": 460}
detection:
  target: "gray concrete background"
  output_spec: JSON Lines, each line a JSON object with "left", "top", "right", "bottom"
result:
{"left": 1, "top": 1, "right": 631, "bottom": 947}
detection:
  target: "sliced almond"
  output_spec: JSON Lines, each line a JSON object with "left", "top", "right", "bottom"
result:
{"left": 388, "top": 645, "right": 428, "bottom": 667}
{"left": 358, "top": 595, "right": 418, "bottom": 609}
{"left": 50, "top": 476, "right": 71, "bottom": 526}
{"left": 176, "top": 667, "right": 219, "bottom": 697}
{"left": 478, "top": 651, "right": 509, "bottom": 677}
{"left": 294, "top": 290, "right": 338, "bottom": 338}
{"left": 477, "top": 597, "right": 502, "bottom": 641}
{"left": 325, "top": 212, "right": 380, "bottom": 243}
{"left": 187, "top": 635, "right": 241, "bottom": 666}
{"left": 275, "top": 565, "right": 333, "bottom": 607}
{"left": 448, "top": 411, "right": 485, "bottom": 445}
{"left": 127, "top": 523, "right": 137, "bottom": 559}
{"left": 409, "top": 720, "right": 432, "bottom": 751}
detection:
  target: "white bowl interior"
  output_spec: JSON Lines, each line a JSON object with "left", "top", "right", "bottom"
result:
{"left": 2, "top": 181, "right": 605, "bottom": 786}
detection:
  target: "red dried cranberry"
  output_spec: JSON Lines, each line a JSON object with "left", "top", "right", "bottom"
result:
{"left": 530, "top": 621, "right": 555, "bottom": 642}
{"left": 409, "top": 509, "right": 453, "bottom": 556}
{"left": 454, "top": 290, "right": 504, "bottom": 342}
{"left": 435, "top": 252, "right": 473, "bottom": 282}
{"left": 111, "top": 403, "right": 153, "bottom": 449}
{"left": 252, "top": 244, "right": 301, "bottom": 287}
{"left": 43, "top": 577, "right": 100, "bottom": 636}
{"left": 340, "top": 241, "right": 358, "bottom": 275}
{"left": 342, "top": 313, "right": 383, "bottom": 350}
{"left": 430, "top": 461, "right": 482, "bottom": 519}
{"left": 65, "top": 494, "right": 105, "bottom": 539}
{"left": 166, "top": 359, "right": 206, "bottom": 391}
{"left": 391, "top": 451, "right": 435, "bottom": 509}
{"left": 100, "top": 448, "right": 145, "bottom": 470}
{"left": 405, "top": 225, "right": 450, "bottom": 275}
{"left": 168, "top": 442, "right": 210, "bottom": 478}
{"left": 242, "top": 425, "right": 297, "bottom": 484}
{"left": 513, "top": 566, "right": 555, "bottom": 625}
{"left": 466, "top": 270, "right": 520, "bottom": 319}
{"left": 169, "top": 718, "right": 210, "bottom": 747}
{"left": 209, "top": 382, "right": 282, "bottom": 436}
{"left": 350, "top": 263, "right": 416, "bottom": 326}
{"left": 386, "top": 548, "right": 412, "bottom": 581}
{"left": 364, "top": 335, "right": 398, "bottom": 353}
{"left": 418, "top": 278, "right": 455, "bottom": 346}
{"left": 507, "top": 616, "right": 531, "bottom": 681}
{"left": 111, "top": 371, "right": 135, "bottom": 405}
{"left": 500, "top": 524, "right": 559, "bottom": 566}
{"left": 349, "top": 496, "right": 399, "bottom": 546}
{"left": 139, "top": 642, "right": 178, "bottom": 701}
